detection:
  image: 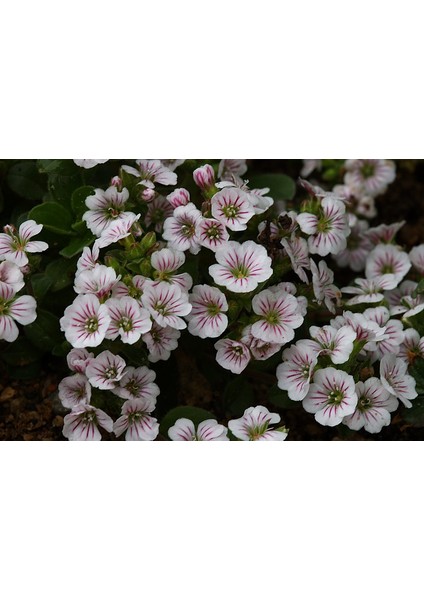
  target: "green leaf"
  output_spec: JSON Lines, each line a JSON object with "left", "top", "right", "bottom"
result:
{"left": 24, "top": 309, "right": 62, "bottom": 352}
{"left": 59, "top": 232, "right": 96, "bottom": 258}
{"left": 45, "top": 257, "right": 76, "bottom": 291}
{"left": 159, "top": 406, "right": 216, "bottom": 439}
{"left": 30, "top": 273, "right": 53, "bottom": 299}
{"left": 409, "top": 358, "right": 424, "bottom": 395}
{"left": 28, "top": 202, "right": 75, "bottom": 236}
{"left": 7, "top": 161, "right": 47, "bottom": 201}
{"left": 223, "top": 376, "right": 254, "bottom": 415}
{"left": 248, "top": 173, "right": 296, "bottom": 201}
{"left": 413, "top": 278, "right": 424, "bottom": 298}
{"left": 1, "top": 337, "right": 41, "bottom": 366}
{"left": 71, "top": 185, "right": 95, "bottom": 218}
{"left": 37, "top": 159, "right": 77, "bottom": 175}
{"left": 268, "top": 384, "right": 299, "bottom": 409}
{"left": 402, "top": 395, "right": 424, "bottom": 427}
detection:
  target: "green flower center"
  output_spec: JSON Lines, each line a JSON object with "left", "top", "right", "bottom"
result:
{"left": 206, "top": 225, "right": 221, "bottom": 239}
{"left": 327, "top": 389, "right": 344, "bottom": 405}
{"left": 222, "top": 205, "right": 238, "bottom": 219}
{"left": 105, "top": 367, "right": 118, "bottom": 379}
{"left": 118, "top": 316, "right": 133, "bottom": 332}
{"left": 207, "top": 303, "right": 221, "bottom": 316}
{"left": 85, "top": 317, "right": 99, "bottom": 333}
{"left": 265, "top": 310, "right": 280, "bottom": 325}
{"left": 231, "top": 265, "right": 249, "bottom": 279}
{"left": 361, "top": 163, "right": 375, "bottom": 179}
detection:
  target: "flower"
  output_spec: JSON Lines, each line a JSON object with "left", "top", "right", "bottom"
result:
{"left": 302, "top": 367, "right": 358, "bottom": 426}
{"left": 76, "top": 245, "right": 99, "bottom": 276}
{"left": 105, "top": 297, "right": 152, "bottom": 344}
{"left": 186, "top": 284, "right": 228, "bottom": 338}
{"left": 214, "top": 338, "right": 251, "bottom": 374}
{"left": 82, "top": 186, "right": 131, "bottom": 236}
{"left": 343, "top": 378, "right": 399, "bottom": 434}
{"left": 193, "top": 164, "right": 216, "bottom": 191}
{"left": 60, "top": 294, "right": 111, "bottom": 348}
{"left": 330, "top": 310, "right": 387, "bottom": 352}
{"left": 398, "top": 328, "right": 424, "bottom": 364}
{"left": 380, "top": 354, "right": 418, "bottom": 408}
{"left": 333, "top": 218, "right": 373, "bottom": 272}
{"left": 344, "top": 159, "right": 396, "bottom": 197}
{"left": 0, "top": 260, "right": 25, "bottom": 293}
{"left": 211, "top": 188, "right": 255, "bottom": 231}
{"left": 384, "top": 280, "right": 424, "bottom": 318}
{"left": 85, "top": 350, "right": 126, "bottom": 390}
{"left": 409, "top": 244, "right": 424, "bottom": 275}
{"left": 166, "top": 188, "right": 191, "bottom": 208}
{"left": 209, "top": 240, "right": 273, "bottom": 293}
{"left": 142, "top": 323, "right": 181, "bottom": 362}
{"left": 142, "top": 281, "right": 191, "bottom": 329}
{"left": 144, "top": 195, "right": 174, "bottom": 232}
{"left": 281, "top": 235, "right": 310, "bottom": 283}
{"left": 150, "top": 248, "right": 192, "bottom": 292}
{"left": 162, "top": 203, "right": 202, "bottom": 254}
{"left": 309, "top": 325, "right": 356, "bottom": 364}
{"left": 296, "top": 197, "right": 350, "bottom": 256}
{"left": 66, "top": 348, "right": 94, "bottom": 373}
{"left": 198, "top": 218, "right": 230, "bottom": 251}
{"left": 276, "top": 340, "right": 320, "bottom": 401}
{"left": 93, "top": 212, "right": 141, "bottom": 250}
{"left": 310, "top": 259, "right": 341, "bottom": 313}
{"left": 168, "top": 418, "right": 229, "bottom": 441}
{"left": 365, "top": 244, "right": 411, "bottom": 284}
{"left": 365, "top": 220, "right": 406, "bottom": 245}
{"left": 121, "top": 159, "right": 177, "bottom": 188}
{"left": 218, "top": 159, "right": 247, "bottom": 181}
{"left": 0, "top": 282, "right": 37, "bottom": 342}
{"left": 240, "top": 325, "right": 282, "bottom": 361}
{"left": 341, "top": 275, "right": 397, "bottom": 305}
{"left": 74, "top": 264, "right": 119, "bottom": 299}
{"left": 62, "top": 404, "right": 113, "bottom": 441}
{"left": 58, "top": 373, "right": 91, "bottom": 409}
{"left": 300, "top": 160, "right": 322, "bottom": 178}
{"left": 251, "top": 288, "right": 304, "bottom": 344}
{"left": 363, "top": 306, "right": 404, "bottom": 361}
{"left": 113, "top": 398, "right": 159, "bottom": 441}
{"left": 73, "top": 159, "right": 108, "bottom": 169}
{"left": 112, "top": 366, "right": 160, "bottom": 402}
{"left": 228, "top": 406, "right": 288, "bottom": 441}
{"left": 0, "top": 220, "right": 48, "bottom": 267}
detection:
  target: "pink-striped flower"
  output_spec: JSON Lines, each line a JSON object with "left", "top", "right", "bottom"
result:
{"left": 330, "top": 310, "right": 387, "bottom": 353}
{"left": 83, "top": 186, "right": 131, "bottom": 235}
{"left": 193, "top": 164, "right": 216, "bottom": 192}
{"left": 144, "top": 195, "right": 174, "bottom": 232}
{"left": 94, "top": 212, "right": 141, "bottom": 250}
{"left": 209, "top": 240, "right": 273, "bottom": 293}
{"left": 60, "top": 294, "right": 111, "bottom": 348}
{"left": 166, "top": 188, "right": 191, "bottom": 208}
{"left": 241, "top": 325, "right": 282, "bottom": 361}
{"left": 343, "top": 378, "right": 398, "bottom": 434}
{"left": 198, "top": 218, "right": 230, "bottom": 251}
{"left": 74, "top": 264, "right": 119, "bottom": 299}
{"left": 365, "top": 244, "right": 411, "bottom": 284}
{"left": 309, "top": 325, "right": 356, "bottom": 364}
{"left": 384, "top": 280, "right": 424, "bottom": 318}
{"left": 0, "top": 260, "right": 25, "bottom": 293}
{"left": 310, "top": 259, "right": 341, "bottom": 313}
{"left": 214, "top": 338, "right": 251, "bottom": 374}
{"left": 211, "top": 188, "right": 254, "bottom": 231}
{"left": 363, "top": 306, "right": 404, "bottom": 361}
{"left": 186, "top": 284, "right": 228, "bottom": 338}
{"left": 0, "top": 220, "right": 48, "bottom": 267}
{"left": 73, "top": 159, "right": 108, "bottom": 169}
{"left": 0, "top": 282, "right": 37, "bottom": 342}
{"left": 76, "top": 245, "right": 99, "bottom": 276}
{"left": 228, "top": 406, "right": 288, "bottom": 441}
{"left": 58, "top": 373, "right": 91, "bottom": 409}
{"left": 105, "top": 297, "right": 152, "bottom": 344}
{"left": 398, "top": 328, "right": 424, "bottom": 364}
{"left": 409, "top": 244, "right": 424, "bottom": 275}
{"left": 341, "top": 275, "right": 397, "bottom": 305}
{"left": 344, "top": 159, "right": 396, "bottom": 197}
{"left": 251, "top": 289, "right": 304, "bottom": 344}
{"left": 62, "top": 404, "right": 113, "bottom": 441}
{"left": 66, "top": 348, "right": 94, "bottom": 375}
{"left": 302, "top": 367, "right": 358, "bottom": 426}
{"left": 143, "top": 281, "right": 191, "bottom": 329}
{"left": 380, "top": 354, "right": 417, "bottom": 408}
{"left": 111, "top": 275, "right": 147, "bottom": 306}
{"left": 122, "top": 159, "right": 177, "bottom": 188}
{"left": 142, "top": 323, "right": 181, "bottom": 362}
{"left": 168, "top": 418, "right": 229, "bottom": 441}
{"left": 112, "top": 366, "right": 160, "bottom": 402}
{"left": 366, "top": 220, "right": 405, "bottom": 245}
{"left": 281, "top": 235, "right": 310, "bottom": 283}
{"left": 150, "top": 248, "right": 192, "bottom": 292}
{"left": 276, "top": 340, "right": 320, "bottom": 401}
{"left": 113, "top": 398, "right": 159, "bottom": 441}
{"left": 162, "top": 203, "right": 202, "bottom": 254}
{"left": 334, "top": 218, "right": 373, "bottom": 272}
{"left": 297, "top": 197, "right": 350, "bottom": 256}
{"left": 218, "top": 159, "right": 247, "bottom": 181}
{"left": 85, "top": 350, "right": 126, "bottom": 390}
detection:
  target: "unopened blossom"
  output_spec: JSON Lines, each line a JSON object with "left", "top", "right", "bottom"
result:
{"left": 344, "top": 159, "right": 396, "bottom": 197}
{"left": 384, "top": 280, "right": 424, "bottom": 318}
{"left": 150, "top": 248, "right": 192, "bottom": 292}
{"left": 409, "top": 244, "right": 424, "bottom": 275}
{"left": 58, "top": 373, "right": 91, "bottom": 409}
{"left": 83, "top": 186, "right": 131, "bottom": 236}
{"left": 302, "top": 367, "right": 358, "bottom": 426}
{"left": 60, "top": 294, "right": 111, "bottom": 348}
{"left": 228, "top": 406, "right": 288, "bottom": 441}
{"left": 276, "top": 340, "right": 320, "bottom": 401}
{"left": 363, "top": 306, "right": 404, "bottom": 361}
{"left": 76, "top": 245, "right": 99, "bottom": 276}
{"left": 144, "top": 195, "right": 174, "bottom": 232}
{"left": 105, "top": 297, "right": 152, "bottom": 344}
{"left": 398, "top": 328, "right": 424, "bottom": 364}
{"left": 142, "top": 322, "right": 181, "bottom": 362}
{"left": 211, "top": 188, "right": 254, "bottom": 231}
{"left": 66, "top": 348, "right": 94, "bottom": 373}
{"left": 0, "top": 260, "right": 24, "bottom": 292}
{"left": 309, "top": 325, "right": 356, "bottom": 364}
{"left": 121, "top": 159, "right": 177, "bottom": 188}
{"left": 74, "top": 264, "right": 119, "bottom": 299}
{"left": 248, "top": 187, "right": 274, "bottom": 215}
{"left": 209, "top": 240, "right": 273, "bottom": 293}
{"left": 94, "top": 212, "right": 141, "bottom": 250}
{"left": 113, "top": 398, "right": 159, "bottom": 441}
{"left": 0, "top": 282, "right": 37, "bottom": 342}
{"left": 166, "top": 188, "right": 191, "bottom": 208}
{"left": 251, "top": 288, "right": 304, "bottom": 344}
{"left": 334, "top": 218, "right": 373, "bottom": 272}
{"left": 193, "top": 164, "right": 216, "bottom": 192}
{"left": 85, "top": 350, "right": 126, "bottom": 390}
{"left": 62, "top": 404, "right": 113, "bottom": 441}
{"left": 143, "top": 281, "right": 191, "bottom": 329}
{"left": 214, "top": 338, "right": 251, "bottom": 374}
{"left": 218, "top": 159, "right": 247, "bottom": 181}
{"left": 310, "top": 259, "right": 341, "bottom": 313}
{"left": 113, "top": 366, "right": 160, "bottom": 403}
{"left": 380, "top": 354, "right": 417, "bottom": 408}
{"left": 296, "top": 197, "right": 350, "bottom": 256}
{"left": 343, "top": 378, "right": 399, "bottom": 434}
{"left": 198, "top": 218, "right": 230, "bottom": 251}
{"left": 365, "top": 244, "right": 411, "bottom": 284}
{"left": 281, "top": 235, "right": 310, "bottom": 283}
{"left": 366, "top": 220, "right": 406, "bottom": 246}
{"left": 162, "top": 202, "right": 202, "bottom": 254}
{"left": 240, "top": 325, "right": 282, "bottom": 361}
{"left": 168, "top": 418, "right": 229, "bottom": 441}
{"left": 0, "top": 220, "right": 48, "bottom": 267}
{"left": 73, "top": 159, "right": 108, "bottom": 169}
{"left": 341, "top": 275, "right": 397, "bottom": 305}
{"left": 186, "top": 284, "right": 228, "bottom": 338}
{"left": 356, "top": 195, "right": 377, "bottom": 219}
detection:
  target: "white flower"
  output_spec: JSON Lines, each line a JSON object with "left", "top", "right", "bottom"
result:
{"left": 193, "top": 164, "right": 216, "bottom": 191}
{"left": 198, "top": 218, "right": 230, "bottom": 251}
{"left": 398, "top": 328, "right": 424, "bottom": 364}
{"left": 82, "top": 186, "right": 131, "bottom": 236}
{"left": 281, "top": 235, "right": 310, "bottom": 283}
{"left": 211, "top": 188, "right": 254, "bottom": 231}
{"left": 85, "top": 350, "right": 126, "bottom": 390}
{"left": 276, "top": 340, "right": 320, "bottom": 401}
{"left": 214, "top": 338, "right": 251, "bottom": 374}
{"left": 409, "top": 244, "right": 424, "bottom": 275}
{"left": 113, "top": 398, "right": 159, "bottom": 441}
{"left": 150, "top": 248, "right": 192, "bottom": 292}
{"left": 105, "top": 297, "right": 152, "bottom": 344}
{"left": 296, "top": 197, "right": 350, "bottom": 256}
{"left": 302, "top": 367, "right": 358, "bottom": 426}
{"left": 112, "top": 366, "right": 160, "bottom": 403}
{"left": 384, "top": 280, "right": 424, "bottom": 318}
{"left": 330, "top": 310, "right": 387, "bottom": 352}
{"left": 333, "top": 218, "right": 373, "bottom": 272}
{"left": 228, "top": 406, "right": 287, "bottom": 441}
{"left": 74, "top": 264, "right": 119, "bottom": 299}
{"left": 162, "top": 203, "right": 202, "bottom": 254}
{"left": 343, "top": 378, "right": 399, "bottom": 434}
{"left": 310, "top": 259, "right": 341, "bottom": 313}
{"left": 0, "top": 220, "right": 48, "bottom": 267}
{"left": 122, "top": 159, "right": 177, "bottom": 188}
{"left": 209, "top": 240, "right": 273, "bottom": 293}
{"left": 168, "top": 418, "right": 229, "bottom": 441}
{"left": 218, "top": 159, "right": 247, "bottom": 181}
{"left": 58, "top": 373, "right": 91, "bottom": 409}
{"left": 142, "top": 323, "right": 181, "bottom": 362}
{"left": 363, "top": 306, "right": 404, "bottom": 361}
{"left": 66, "top": 348, "right": 94, "bottom": 374}
{"left": 76, "top": 245, "right": 99, "bottom": 276}
{"left": 240, "top": 325, "right": 282, "bottom": 361}
{"left": 365, "top": 244, "right": 411, "bottom": 284}
{"left": 251, "top": 288, "right": 304, "bottom": 344}
{"left": 380, "top": 354, "right": 418, "bottom": 408}
{"left": 93, "top": 213, "right": 141, "bottom": 250}
{"left": 309, "top": 325, "right": 356, "bottom": 364}
{"left": 341, "top": 275, "right": 397, "bottom": 305}
{"left": 301, "top": 160, "right": 322, "bottom": 177}
{"left": 344, "top": 159, "right": 396, "bottom": 197}
{"left": 73, "top": 159, "right": 108, "bottom": 169}
{"left": 0, "top": 260, "right": 25, "bottom": 293}
{"left": 366, "top": 220, "right": 405, "bottom": 245}
{"left": 144, "top": 195, "right": 174, "bottom": 232}
{"left": 60, "top": 294, "right": 111, "bottom": 348}
{"left": 143, "top": 281, "right": 191, "bottom": 330}
{"left": 62, "top": 404, "right": 113, "bottom": 441}
{"left": 0, "top": 282, "right": 37, "bottom": 342}
{"left": 186, "top": 284, "right": 228, "bottom": 339}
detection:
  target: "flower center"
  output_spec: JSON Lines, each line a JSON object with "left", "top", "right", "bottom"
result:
{"left": 231, "top": 264, "right": 249, "bottom": 279}
{"left": 85, "top": 317, "right": 99, "bottom": 333}
{"left": 222, "top": 205, "right": 239, "bottom": 219}
{"left": 265, "top": 310, "right": 280, "bottom": 325}
{"left": 154, "top": 302, "right": 168, "bottom": 315}
{"left": 118, "top": 316, "right": 133, "bottom": 332}
{"left": 207, "top": 303, "right": 221, "bottom": 316}
{"left": 181, "top": 222, "right": 195, "bottom": 238}
{"left": 206, "top": 225, "right": 221, "bottom": 239}
{"left": 81, "top": 411, "right": 96, "bottom": 423}
{"left": 128, "top": 410, "right": 144, "bottom": 423}
{"left": 327, "top": 389, "right": 344, "bottom": 405}
{"left": 361, "top": 163, "right": 375, "bottom": 179}
{"left": 316, "top": 216, "right": 331, "bottom": 233}
{"left": 107, "top": 206, "right": 121, "bottom": 219}
{"left": 105, "top": 367, "right": 118, "bottom": 379}
{"left": 358, "top": 395, "right": 372, "bottom": 411}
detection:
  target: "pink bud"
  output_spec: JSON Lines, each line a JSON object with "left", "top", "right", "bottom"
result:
{"left": 166, "top": 188, "right": 191, "bottom": 208}
{"left": 193, "top": 164, "right": 215, "bottom": 192}
{"left": 110, "top": 176, "right": 123, "bottom": 191}
{"left": 140, "top": 188, "right": 155, "bottom": 202}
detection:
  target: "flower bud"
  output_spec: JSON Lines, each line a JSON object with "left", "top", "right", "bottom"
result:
{"left": 167, "top": 188, "right": 190, "bottom": 208}
{"left": 193, "top": 164, "right": 215, "bottom": 192}
{"left": 140, "top": 187, "right": 155, "bottom": 202}
{"left": 110, "top": 175, "right": 123, "bottom": 191}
